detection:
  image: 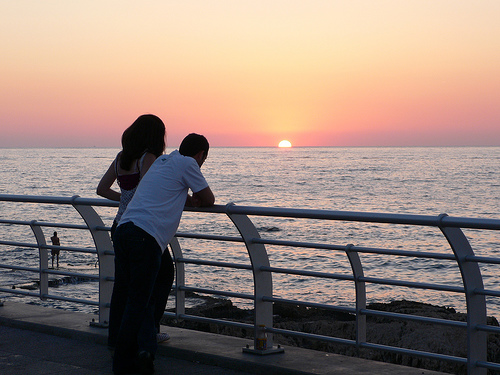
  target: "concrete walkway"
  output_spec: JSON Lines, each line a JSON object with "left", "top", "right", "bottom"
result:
{"left": 0, "top": 300, "right": 446, "bottom": 375}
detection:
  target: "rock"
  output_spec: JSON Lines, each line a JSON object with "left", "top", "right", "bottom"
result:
{"left": 161, "top": 296, "right": 500, "bottom": 374}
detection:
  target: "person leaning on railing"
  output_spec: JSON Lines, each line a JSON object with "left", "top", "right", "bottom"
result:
{"left": 96, "top": 114, "right": 174, "bottom": 348}
{"left": 96, "top": 114, "right": 165, "bottom": 235}
{"left": 109, "top": 133, "right": 215, "bottom": 375}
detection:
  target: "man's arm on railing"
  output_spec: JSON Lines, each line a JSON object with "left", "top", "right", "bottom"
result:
{"left": 187, "top": 186, "right": 215, "bottom": 208}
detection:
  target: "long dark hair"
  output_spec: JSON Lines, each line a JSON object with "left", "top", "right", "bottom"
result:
{"left": 120, "top": 114, "right": 166, "bottom": 170}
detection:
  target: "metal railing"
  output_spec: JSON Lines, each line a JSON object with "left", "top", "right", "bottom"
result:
{"left": 0, "top": 194, "right": 499, "bottom": 374}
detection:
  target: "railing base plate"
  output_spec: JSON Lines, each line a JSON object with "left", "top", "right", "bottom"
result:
{"left": 242, "top": 346, "right": 285, "bottom": 355}
{"left": 89, "top": 320, "right": 108, "bottom": 329}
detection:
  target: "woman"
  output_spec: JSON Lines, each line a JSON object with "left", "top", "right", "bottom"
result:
{"left": 97, "top": 114, "right": 166, "bottom": 234}
{"left": 97, "top": 114, "right": 174, "bottom": 356}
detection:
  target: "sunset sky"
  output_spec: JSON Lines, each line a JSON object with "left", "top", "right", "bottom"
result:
{"left": 1, "top": 1, "right": 499, "bottom": 148}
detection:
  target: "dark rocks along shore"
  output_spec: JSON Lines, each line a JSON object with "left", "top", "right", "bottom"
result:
{"left": 162, "top": 294, "right": 500, "bottom": 374}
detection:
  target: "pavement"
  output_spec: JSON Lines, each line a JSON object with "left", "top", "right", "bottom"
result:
{"left": 0, "top": 300, "right": 447, "bottom": 375}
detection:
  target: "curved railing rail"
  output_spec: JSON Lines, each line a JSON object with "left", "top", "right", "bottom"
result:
{"left": 0, "top": 194, "right": 499, "bottom": 374}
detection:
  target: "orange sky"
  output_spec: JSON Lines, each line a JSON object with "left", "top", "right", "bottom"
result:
{"left": 1, "top": 1, "right": 499, "bottom": 147}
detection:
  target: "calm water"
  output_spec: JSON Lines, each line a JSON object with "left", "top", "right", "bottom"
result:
{"left": 0, "top": 147, "right": 499, "bottom": 317}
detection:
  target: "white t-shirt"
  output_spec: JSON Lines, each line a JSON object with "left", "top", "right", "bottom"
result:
{"left": 118, "top": 150, "right": 208, "bottom": 251}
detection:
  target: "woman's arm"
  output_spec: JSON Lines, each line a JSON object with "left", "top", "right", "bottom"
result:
{"left": 96, "top": 161, "right": 121, "bottom": 201}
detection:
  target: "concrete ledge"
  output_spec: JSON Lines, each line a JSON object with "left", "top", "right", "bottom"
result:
{"left": 0, "top": 300, "right": 446, "bottom": 375}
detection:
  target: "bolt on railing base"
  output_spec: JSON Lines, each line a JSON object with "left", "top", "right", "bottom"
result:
{"left": 242, "top": 345, "right": 285, "bottom": 355}
{"left": 89, "top": 318, "right": 109, "bottom": 329}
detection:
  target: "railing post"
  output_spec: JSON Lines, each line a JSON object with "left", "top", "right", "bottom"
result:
{"left": 439, "top": 214, "right": 487, "bottom": 375}
{"left": 345, "top": 244, "right": 366, "bottom": 346}
{"left": 226, "top": 203, "right": 283, "bottom": 354}
{"left": 29, "top": 220, "right": 49, "bottom": 300}
{"left": 71, "top": 196, "right": 114, "bottom": 327}
{"left": 169, "top": 237, "right": 185, "bottom": 319}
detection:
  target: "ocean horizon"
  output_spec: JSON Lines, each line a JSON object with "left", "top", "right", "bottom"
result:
{"left": 0, "top": 146, "right": 499, "bottom": 317}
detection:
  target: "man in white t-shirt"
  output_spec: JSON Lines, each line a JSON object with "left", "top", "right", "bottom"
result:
{"left": 110, "top": 133, "right": 215, "bottom": 375}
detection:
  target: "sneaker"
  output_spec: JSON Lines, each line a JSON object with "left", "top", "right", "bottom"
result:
{"left": 156, "top": 332, "right": 170, "bottom": 343}
{"left": 136, "top": 351, "right": 154, "bottom": 374}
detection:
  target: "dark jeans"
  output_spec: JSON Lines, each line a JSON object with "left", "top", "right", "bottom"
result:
{"left": 154, "top": 249, "right": 175, "bottom": 332}
{"left": 109, "top": 222, "right": 162, "bottom": 372}
{"left": 110, "top": 220, "right": 175, "bottom": 333}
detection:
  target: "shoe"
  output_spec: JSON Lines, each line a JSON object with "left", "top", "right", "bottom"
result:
{"left": 136, "top": 351, "right": 154, "bottom": 374}
{"left": 156, "top": 332, "right": 170, "bottom": 343}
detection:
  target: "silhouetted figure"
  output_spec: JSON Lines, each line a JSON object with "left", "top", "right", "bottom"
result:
{"left": 50, "top": 231, "right": 60, "bottom": 268}
{"left": 110, "top": 133, "right": 215, "bottom": 374}
{"left": 97, "top": 114, "right": 175, "bottom": 353}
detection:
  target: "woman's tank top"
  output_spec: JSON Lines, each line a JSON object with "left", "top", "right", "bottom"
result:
{"left": 114, "top": 153, "right": 146, "bottom": 223}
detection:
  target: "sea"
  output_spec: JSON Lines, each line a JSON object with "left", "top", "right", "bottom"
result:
{"left": 0, "top": 147, "right": 499, "bottom": 318}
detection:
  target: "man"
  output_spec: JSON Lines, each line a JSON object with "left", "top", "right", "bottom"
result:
{"left": 109, "top": 133, "right": 215, "bottom": 374}
{"left": 50, "top": 231, "right": 60, "bottom": 268}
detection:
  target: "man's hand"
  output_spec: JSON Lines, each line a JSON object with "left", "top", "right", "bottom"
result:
{"left": 192, "top": 186, "right": 215, "bottom": 207}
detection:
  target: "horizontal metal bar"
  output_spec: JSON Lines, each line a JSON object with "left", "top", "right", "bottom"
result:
{"left": 34, "top": 222, "right": 90, "bottom": 230}
{"left": 177, "top": 257, "right": 252, "bottom": 270}
{"left": 473, "top": 288, "right": 500, "bottom": 297}
{"left": 251, "top": 237, "right": 345, "bottom": 251}
{"left": 253, "top": 238, "right": 456, "bottom": 261}
{"left": 179, "top": 286, "right": 254, "bottom": 300}
{"left": 359, "top": 276, "right": 465, "bottom": 293}
{"left": 352, "top": 246, "right": 456, "bottom": 260}
{"left": 0, "top": 263, "right": 98, "bottom": 281}
{"left": 476, "top": 324, "right": 500, "bottom": 334}
{"left": 175, "top": 232, "right": 244, "bottom": 243}
{"left": 95, "top": 225, "right": 111, "bottom": 231}
{"left": 0, "top": 264, "right": 38, "bottom": 273}
{"left": 207, "top": 232, "right": 456, "bottom": 262}
{"left": 0, "top": 240, "right": 42, "bottom": 248}
{"left": 262, "top": 296, "right": 357, "bottom": 314}
{"left": 0, "top": 287, "right": 39, "bottom": 297}
{"left": 0, "top": 219, "right": 89, "bottom": 230}
{"left": 40, "top": 245, "right": 97, "bottom": 255}
{"left": 0, "top": 219, "right": 34, "bottom": 226}
{"left": 43, "top": 269, "right": 99, "bottom": 280}
{"left": 0, "top": 194, "right": 119, "bottom": 208}
{"left": 260, "top": 265, "right": 354, "bottom": 281}
{"left": 2, "top": 194, "right": 500, "bottom": 230}
{"left": 476, "top": 361, "right": 500, "bottom": 371}
{"left": 224, "top": 203, "right": 500, "bottom": 230}
{"left": 166, "top": 312, "right": 254, "bottom": 330}
{"left": 268, "top": 326, "right": 356, "bottom": 346}
{"left": 360, "top": 342, "right": 467, "bottom": 364}
{"left": 466, "top": 255, "right": 500, "bottom": 265}
{"left": 261, "top": 265, "right": 464, "bottom": 294}
{"left": 361, "top": 309, "right": 467, "bottom": 328}
{"left": 41, "top": 293, "right": 99, "bottom": 306}
{"left": 0, "top": 240, "right": 97, "bottom": 254}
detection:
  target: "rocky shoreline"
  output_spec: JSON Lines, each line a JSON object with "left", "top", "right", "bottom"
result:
{"left": 161, "top": 294, "right": 500, "bottom": 374}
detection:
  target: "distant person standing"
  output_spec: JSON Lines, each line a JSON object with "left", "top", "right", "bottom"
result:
{"left": 110, "top": 133, "right": 215, "bottom": 375}
{"left": 50, "top": 231, "right": 60, "bottom": 268}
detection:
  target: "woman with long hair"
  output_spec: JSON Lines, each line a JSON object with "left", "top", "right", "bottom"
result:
{"left": 97, "top": 114, "right": 174, "bottom": 360}
{"left": 97, "top": 114, "right": 166, "bottom": 233}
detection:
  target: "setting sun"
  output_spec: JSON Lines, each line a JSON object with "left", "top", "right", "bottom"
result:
{"left": 278, "top": 140, "right": 292, "bottom": 148}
